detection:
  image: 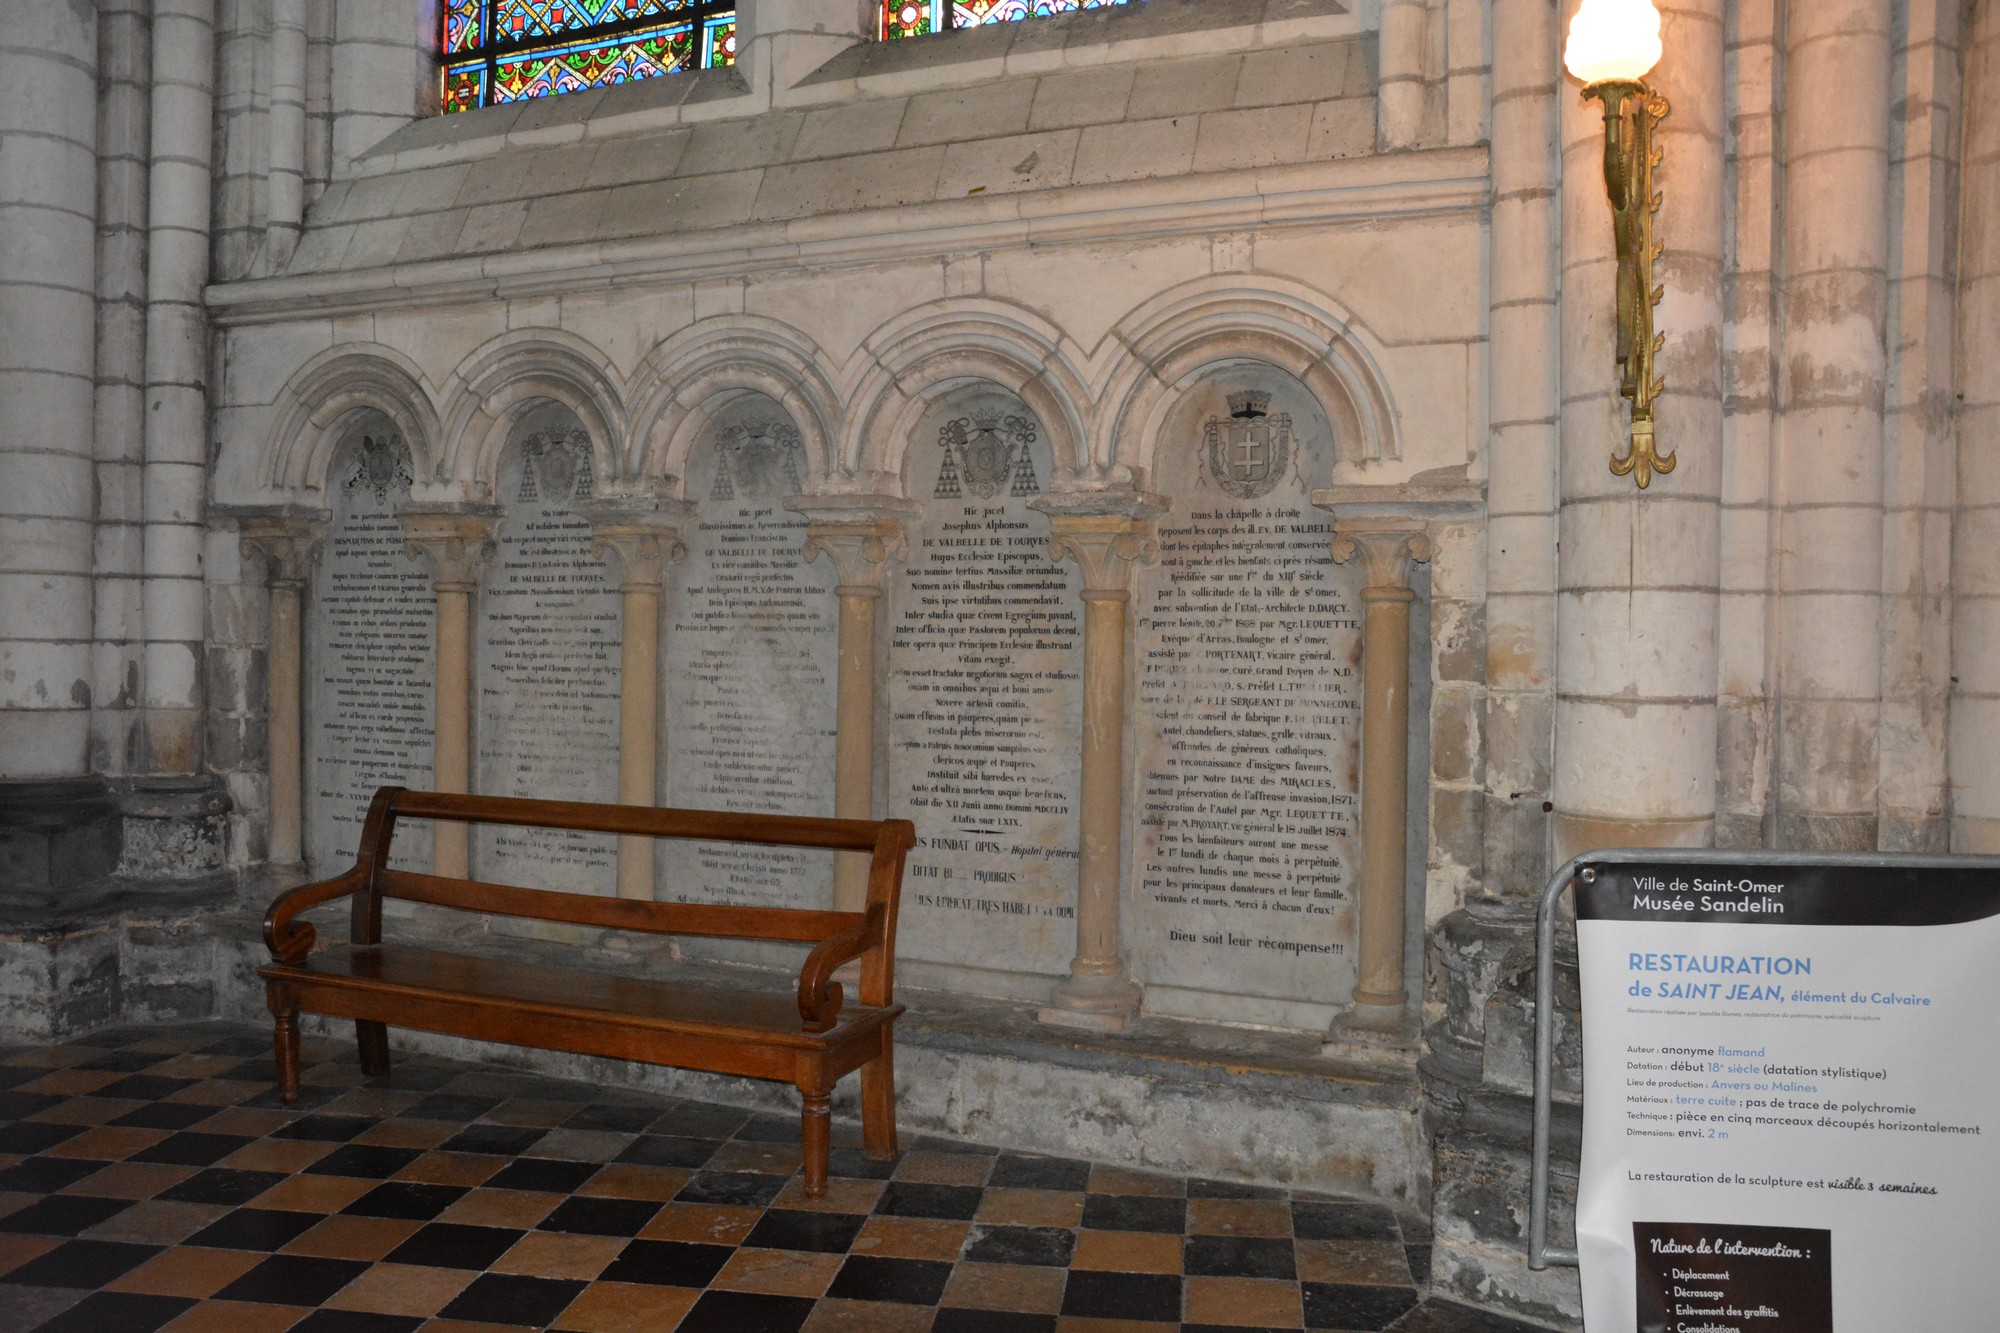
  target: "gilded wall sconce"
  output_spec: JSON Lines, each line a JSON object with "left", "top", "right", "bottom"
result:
{"left": 1566, "top": 0, "right": 1672, "bottom": 488}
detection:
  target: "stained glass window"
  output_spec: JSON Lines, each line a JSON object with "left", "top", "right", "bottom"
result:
{"left": 882, "top": 0, "right": 1138, "bottom": 41}
{"left": 442, "top": 1, "right": 736, "bottom": 114}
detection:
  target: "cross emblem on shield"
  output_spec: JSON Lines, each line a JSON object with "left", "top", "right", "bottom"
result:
{"left": 1204, "top": 410, "right": 1293, "bottom": 499}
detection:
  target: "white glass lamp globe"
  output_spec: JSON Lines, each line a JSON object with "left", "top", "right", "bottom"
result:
{"left": 1564, "top": 0, "right": 1664, "bottom": 85}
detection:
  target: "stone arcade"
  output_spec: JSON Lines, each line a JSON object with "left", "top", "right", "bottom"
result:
{"left": 1, "top": 1, "right": 1993, "bottom": 1326}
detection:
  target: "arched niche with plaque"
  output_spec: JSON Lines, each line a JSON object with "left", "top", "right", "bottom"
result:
{"left": 887, "top": 385, "right": 1084, "bottom": 995}
{"left": 1128, "top": 367, "right": 1364, "bottom": 1029}
{"left": 474, "top": 407, "right": 622, "bottom": 893}
{"left": 663, "top": 395, "right": 839, "bottom": 922}
{"left": 306, "top": 423, "right": 435, "bottom": 877}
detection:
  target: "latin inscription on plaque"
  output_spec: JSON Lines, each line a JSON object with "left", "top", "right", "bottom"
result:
{"left": 890, "top": 397, "right": 1081, "bottom": 980}
{"left": 475, "top": 429, "right": 621, "bottom": 892}
{"left": 306, "top": 433, "right": 434, "bottom": 877}
{"left": 1132, "top": 386, "right": 1363, "bottom": 1021}
{"left": 665, "top": 408, "right": 837, "bottom": 910}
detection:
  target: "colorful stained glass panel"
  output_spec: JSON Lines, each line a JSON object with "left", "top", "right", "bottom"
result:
{"left": 445, "top": 0, "right": 485, "bottom": 54}
{"left": 442, "top": 0, "right": 734, "bottom": 113}
{"left": 885, "top": 0, "right": 1136, "bottom": 39}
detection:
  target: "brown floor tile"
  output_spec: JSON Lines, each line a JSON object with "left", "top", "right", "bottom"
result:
{"left": 1071, "top": 1228, "right": 1183, "bottom": 1274}
{"left": 1187, "top": 1198, "right": 1293, "bottom": 1238}
{"left": 323, "top": 1089, "right": 424, "bottom": 1118}
{"left": 353, "top": 1118, "right": 457, "bottom": 1150}
{"left": 108, "top": 1247, "right": 265, "bottom": 1298}
{"left": 977, "top": 1187, "right": 1086, "bottom": 1228}
{"left": 712, "top": 1246, "right": 843, "bottom": 1297}
{"left": 704, "top": 1141, "right": 803, "bottom": 1175}
{"left": 28, "top": 1096, "right": 145, "bottom": 1126}
{"left": 162, "top": 1299, "right": 308, "bottom": 1331}
{"left": 1294, "top": 1238, "right": 1413, "bottom": 1286}
{"left": 549, "top": 1281, "right": 700, "bottom": 1332}
{"left": 190, "top": 1108, "right": 291, "bottom": 1139}
{"left": 1054, "top": 1319, "right": 1178, "bottom": 1333}
{"left": 5, "top": 1047, "right": 92, "bottom": 1068}
{"left": 324, "top": 1261, "right": 478, "bottom": 1316}
{"left": 942, "top": 1260, "right": 1068, "bottom": 1313}
{"left": 394, "top": 1151, "right": 505, "bottom": 1188}
{"left": 637, "top": 1202, "right": 763, "bottom": 1245}
{"left": 802, "top": 1297, "right": 936, "bottom": 1332}
{"left": 19, "top": 1069, "right": 124, "bottom": 1097}
{"left": 168, "top": 1081, "right": 265, "bottom": 1107}
{"left": 282, "top": 1214, "right": 423, "bottom": 1260}
{"left": 46, "top": 1125, "right": 169, "bottom": 1160}
{"left": 491, "top": 1231, "right": 624, "bottom": 1280}
{"left": 891, "top": 1149, "right": 993, "bottom": 1187}
{"left": 64, "top": 1161, "right": 197, "bottom": 1199}
{"left": 770, "top": 1176, "right": 884, "bottom": 1215}
{"left": 849, "top": 1215, "right": 970, "bottom": 1261}
{"left": 529, "top": 1130, "right": 637, "bottom": 1163}
{"left": 1182, "top": 1275, "right": 1303, "bottom": 1327}
{"left": 1087, "top": 1166, "right": 1182, "bottom": 1197}
{"left": 148, "top": 1055, "right": 246, "bottom": 1081}
{"left": 576, "top": 1163, "right": 691, "bottom": 1202}
{"left": 254, "top": 1173, "right": 380, "bottom": 1214}
{"left": 0, "top": 1234, "right": 60, "bottom": 1277}
{"left": 222, "top": 1139, "right": 333, "bottom": 1174}
{"left": 420, "top": 1321, "right": 530, "bottom": 1333}
{"left": 83, "top": 1199, "right": 230, "bottom": 1245}
{"left": 0, "top": 1285, "right": 87, "bottom": 1331}
{"left": 437, "top": 1187, "right": 563, "bottom": 1229}
{"left": 0, "top": 1192, "right": 40, "bottom": 1220}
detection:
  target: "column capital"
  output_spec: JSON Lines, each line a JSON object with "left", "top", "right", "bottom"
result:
{"left": 580, "top": 498, "right": 692, "bottom": 590}
{"left": 398, "top": 504, "right": 500, "bottom": 590}
{"left": 228, "top": 506, "right": 330, "bottom": 587}
{"left": 1043, "top": 513, "right": 1159, "bottom": 596}
{"left": 800, "top": 517, "right": 910, "bottom": 593}
{"left": 1329, "top": 519, "right": 1434, "bottom": 591}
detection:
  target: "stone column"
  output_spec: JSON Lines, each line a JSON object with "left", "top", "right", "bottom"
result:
{"left": 399, "top": 506, "right": 498, "bottom": 878}
{"left": 799, "top": 509, "right": 910, "bottom": 912}
{"left": 584, "top": 499, "right": 689, "bottom": 900}
{"left": 1379, "top": 0, "right": 1432, "bottom": 150}
{"left": 1033, "top": 496, "right": 1163, "bottom": 1033}
{"left": 236, "top": 511, "right": 329, "bottom": 872}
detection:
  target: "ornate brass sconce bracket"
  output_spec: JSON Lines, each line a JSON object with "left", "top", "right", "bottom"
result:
{"left": 1586, "top": 78, "right": 1672, "bottom": 489}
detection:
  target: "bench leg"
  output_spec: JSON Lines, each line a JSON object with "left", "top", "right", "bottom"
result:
{"left": 860, "top": 1034, "right": 898, "bottom": 1162}
{"left": 271, "top": 1007, "right": 301, "bottom": 1105}
{"left": 800, "top": 1091, "right": 831, "bottom": 1199}
{"left": 356, "top": 1021, "right": 391, "bottom": 1079}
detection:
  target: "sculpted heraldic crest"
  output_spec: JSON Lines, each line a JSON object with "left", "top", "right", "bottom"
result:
{"left": 1204, "top": 393, "right": 1294, "bottom": 500}
{"left": 346, "top": 434, "right": 414, "bottom": 503}
{"left": 935, "top": 414, "right": 1041, "bottom": 499}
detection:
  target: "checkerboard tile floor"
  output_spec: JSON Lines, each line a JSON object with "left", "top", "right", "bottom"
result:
{"left": 0, "top": 1022, "right": 1548, "bottom": 1332}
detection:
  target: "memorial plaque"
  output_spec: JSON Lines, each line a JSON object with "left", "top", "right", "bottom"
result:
{"left": 474, "top": 423, "right": 621, "bottom": 892}
{"left": 889, "top": 390, "right": 1083, "bottom": 982}
{"left": 1130, "top": 377, "right": 1363, "bottom": 1024}
{"left": 664, "top": 399, "right": 838, "bottom": 910}
{"left": 306, "top": 431, "right": 434, "bottom": 876}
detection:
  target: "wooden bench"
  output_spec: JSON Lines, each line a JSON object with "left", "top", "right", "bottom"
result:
{"left": 258, "top": 787, "right": 915, "bottom": 1196}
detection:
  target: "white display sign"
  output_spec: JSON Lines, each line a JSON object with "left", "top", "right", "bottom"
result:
{"left": 1574, "top": 861, "right": 2000, "bottom": 1331}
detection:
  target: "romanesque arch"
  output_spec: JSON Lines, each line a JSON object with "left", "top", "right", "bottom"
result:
{"left": 437, "top": 330, "right": 627, "bottom": 494}
{"left": 267, "top": 344, "right": 440, "bottom": 496}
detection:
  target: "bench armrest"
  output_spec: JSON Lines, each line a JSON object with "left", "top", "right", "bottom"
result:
{"left": 264, "top": 866, "right": 369, "bottom": 965}
{"left": 796, "top": 907, "right": 885, "bottom": 1033}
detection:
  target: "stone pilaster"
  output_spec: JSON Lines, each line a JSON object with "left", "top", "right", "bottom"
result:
{"left": 235, "top": 508, "right": 329, "bottom": 872}
{"left": 582, "top": 497, "right": 690, "bottom": 901}
{"left": 399, "top": 505, "right": 498, "bottom": 879}
{"left": 1031, "top": 492, "right": 1165, "bottom": 1033}
{"left": 795, "top": 498, "right": 915, "bottom": 912}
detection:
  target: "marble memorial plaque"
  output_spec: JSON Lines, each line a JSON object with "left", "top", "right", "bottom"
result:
{"left": 664, "top": 403, "right": 838, "bottom": 910}
{"left": 1130, "top": 380, "right": 1363, "bottom": 1023}
{"left": 306, "top": 432, "right": 434, "bottom": 876}
{"left": 474, "top": 427, "right": 622, "bottom": 892}
{"left": 889, "top": 392, "right": 1082, "bottom": 981}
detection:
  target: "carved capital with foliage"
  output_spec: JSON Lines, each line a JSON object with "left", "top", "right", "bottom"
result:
{"left": 1045, "top": 514, "right": 1157, "bottom": 597}
{"left": 802, "top": 519, "right": 908, "bottom": 594}
{"left": 234, "top": 508, "right": 331, "bottom": 589}
{"left": 398, "top": 505, "right": 500, "bottom": 591}
{"left": 582, "top": 500, "right": 691, "bottom": 590}
{"left": 1330, "top": 518, "right": 1433, "bottom": 593}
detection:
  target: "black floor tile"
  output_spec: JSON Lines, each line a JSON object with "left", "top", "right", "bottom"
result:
{"left": 987, "top": 1155, "right": 1092, "bottom": 1192}
{"left": 1379, "top": 1297, "right": 1551, "bottom": 1333}
{"left": 1187, "top": 1177, "right": 1286, "bottom": 1200}
{"left": 674, "top": 1171, "right": 788, "bottom": 1208}
{"left": 1292, "top": 1200, "right": 1401, "bottom": 1243}
{"left": 185, "top": 1208, "right": 325, "bottom": 1252}
{"left": 911, "top": 1136, "right": 999, "bottom": 1156}
{"left": 365, "top": 1065, "right": 458, "bottom": 1092}
{"left": 0, "top": 1195, "right": 134, "bottom": 1237}
{"left": 732, "top": 1113, "right": 801, "bottom": 1144}
{"left": 0, "top": 1066, "right": 44, "bottom": 1090}
{"left": 1079, "top": 1193, "right": 1186, "bottom": 1234}
{"left": 304, "top": 1144, "right": 424, "bottom": 1179}
{"left": 398, "top": 1094, "right": 502, "bottom": 1122}
{"left": 128, "top": 1132, "right": 254, "bottom": 1167}
{"left": 615, "top": 1134, "right": 721, "bottom": 1169}
{"left": 440, "top": 1122, "right": 548, "bottom": 1156}
{"left": 484, "top": 1157, "right": 600, "bottom": 1194}
{"left": 535, "top": 1195, "right": 660, "bottom": 1237}
{"left": 1406, "top": 1243, "right": 1433, "bottom": 1285}
{"left": 656, "top": 1105, "right": 749, "bottom": 1139}
{"left": 342, "top": 1181, "right": 469, "bottom": 1221}
{"left": 964, "top": 1224, "right": 1076, "bottom": 1268}
{"left": 68, "top": 1030, "right": 146, "bottom": 1048}
{"left": 93, "top": 1075, "right": 195, "bottom": 1101}
{"left": 1061, "top": 1269, "right": 1182, "bottom": 1322}
{"left": 875, "top": 1181, "right": 983, "bottom": 1221}
{"left": 563, "top": 1102, "right": 662, "bottom": 1134}
{"left": 1184, "top": 1234, "right": 1296, "bottom": 1279}
{"left": 0, "top": 1122, "right": 86, "bottom": 1155}
{"left": 598, "top": 1238, "right": 734, "bottom": 1287}
{"left": 0, "top": 1157, "right": 106, "bottom": 1193}
{"left": 75, "top": 1051, "right": 162, "bottom": 1073}
{"left": 825, "top": 1147, "right": 899, "bottom": 1181}
{"left": 109, "top": 1102, "right": 219, "bottom": 1131}
{"left": 27, "top": 1289, "right": 193, "bottom": 1333}
{"left": 1303, "top": 1281, "right": 1421, "bottom": 1331}
{"left": 383, "top": 1222, "right": 526, "bottom": 1270}
{"left": 216, "top": 1254, "right": 371, "bottom": 1306}
{"left": 932, "top": 1311, "right": 1058, "bottom": 1333}
{"left": 741, "top": 1208, "right": 866, "bottom": 1254}
{"left": 198, "top": 1034, "right": 272, "bottom": 1058}
{"left": 272, "top": 1114, "right": 378, "bottom": 1143}
{"left": 825, "top": 1254, "right": 953, "bottom": 1305}
{"left": 0, "top": 1239, "right": 160, "bottom": 1288}
{"left": 289, "top": 1310, "right": 425, "bottom": 1333}
{"left": 0, "top": 1092, "right": 69, "bottom": 1122}
{"left": 156, "top": 1167, "right": 287, "bottom": 1207}
{"left": 437, "top": 1272, "right": 585, "bottom": 1326}
{"left": 674, "top": 1289, "right": 813, "bottom": 1333}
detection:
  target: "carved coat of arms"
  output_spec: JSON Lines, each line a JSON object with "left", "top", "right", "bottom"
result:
{"left": 1203, "top": 393, "right": 1293, "bottom": 500}
{"left": 346, "top": 433, "right": 413, "bottom": 503}
{"left": 712, "top": 419, "right": 805, "bottom": 501}
{"left": 935, "top": 414, "right": 1040, "bottom": 499}
{"left": 518, "top": 430, "right": 595, "bottom": 506}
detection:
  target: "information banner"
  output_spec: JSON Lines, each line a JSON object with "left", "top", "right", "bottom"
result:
{"left": 1574, "top": 862, "right": 2000, "bottom": 1331}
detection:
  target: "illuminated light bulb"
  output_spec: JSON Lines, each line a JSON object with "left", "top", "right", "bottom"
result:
{"left": 1563, "top": 0, "right": 1664, "bottom": 85}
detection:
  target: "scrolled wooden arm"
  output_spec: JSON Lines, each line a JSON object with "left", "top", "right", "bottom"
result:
{"left": 796, "top": 906, "right": 884, "bottom": 1033}
{"left": 264, "top": 866, "right": 369, "bottom": 965}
